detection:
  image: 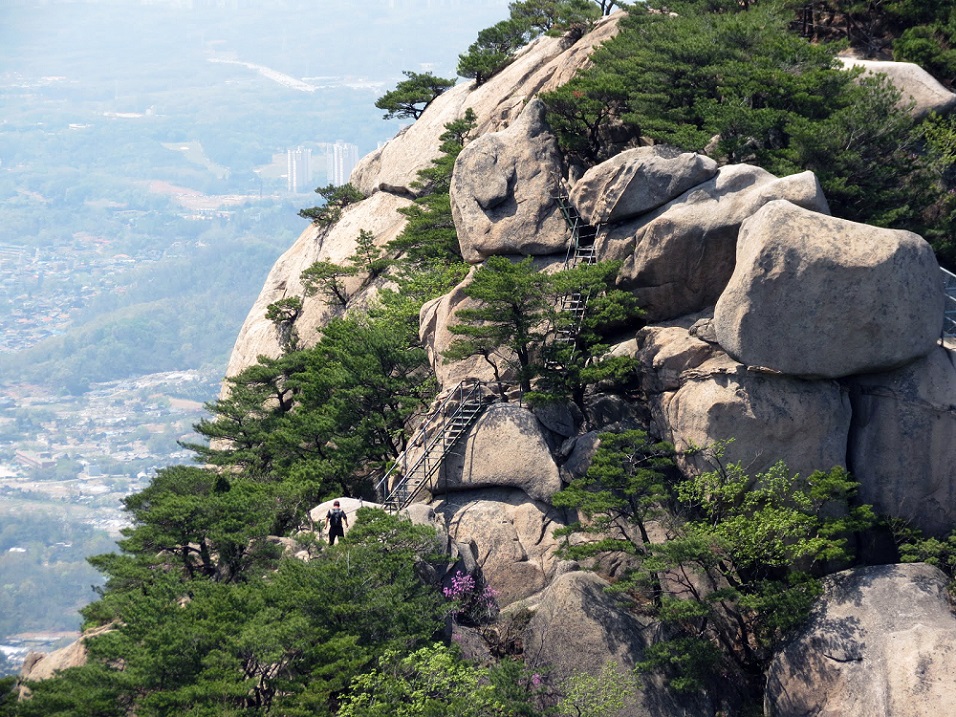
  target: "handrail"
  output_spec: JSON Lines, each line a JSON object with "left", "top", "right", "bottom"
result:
{"left": 548, "top": 193, "right": 599, "bottom": 366}
{"left": 943, "top": 267, "right": 956, "bottom": 339}
{"left": 375, "top": 379, "right": 486, "bottom": 511}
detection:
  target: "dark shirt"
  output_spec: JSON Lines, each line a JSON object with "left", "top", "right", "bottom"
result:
{"left": 327, "top": 508, "right": 346, "bottom": 531}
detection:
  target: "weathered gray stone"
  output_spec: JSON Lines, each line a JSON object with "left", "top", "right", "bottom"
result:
{"left": 226, "top": 191, "right": 411, "bottom": 378}
{"left": 570, "top": 146, "right": 718, "bottom": 225}
{"left": 847, "top": 345, "right": 956, "bottom": 536}
{"left": 351, "top": 15, "right": 621, "bottom": 198}
{"left": 636, "top": 325, "right": 718, "bottom": 393}
{"left": 649, "top": 340, "right": 851, "bottom": 478}
{"left": 599, "top": 166, "right": 829, "bottom": 321}
{"left": 561, "top": 430, "right": 601, "bottom": 480}
{"left": 714, "top": 200, "right": 944, "bottom": 378}
{"left": 840, "top": 57, "right": 956, "bottom": 118}
{"left": 766, "top": 563, "right": 956, "bottom": 717}
{"left": 451, "top": 99, "right": 567, "bottom": 263}
{"left": 437, "top": 403, "right": 561, "bottom": 502}
{"left": 530, "top": 398, "right": 583, "bottom": 439}
{"left": 435, "top": 488, "right": 568, "bottom": 606}
{"left": 351, "top": 83, "right": 474, "bottom": 198}
{"left": 584, "top": 393, "right": 646, "bottom": 432}
{"left": 19, "top": 623, "right": 115, "bottom": 694}
{"left": 510, "top": 571, "right": 711, "bottom": 717}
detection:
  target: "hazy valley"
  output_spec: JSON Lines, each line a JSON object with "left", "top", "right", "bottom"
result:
{"left": 0, "top": 0, "right": 508, "bottom": 673}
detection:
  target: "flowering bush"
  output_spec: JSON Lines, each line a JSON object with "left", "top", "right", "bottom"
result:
{"left": 443, "top": 570, "right": 499, "bottom": 624}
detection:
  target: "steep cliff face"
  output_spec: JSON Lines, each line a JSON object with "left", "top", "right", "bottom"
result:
{"left": 224, "top": 17, "right": 956, "bottom": 716}
{"left": 225, "top": 13, "right": 622, "bottom": 376}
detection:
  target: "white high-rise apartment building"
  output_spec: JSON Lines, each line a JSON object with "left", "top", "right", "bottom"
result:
{"left": 327, "top": 141, "right": 359, "bottom": 186}
{"left": 287, "top": 147, "right": 313, "bottom": 193}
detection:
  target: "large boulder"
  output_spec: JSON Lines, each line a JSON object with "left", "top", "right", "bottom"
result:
{"left": 309, "top": 496, "right": 372, "bottom": 541}
{"left": 847, "top": 345, "right": 956, "bottom": 536}
{"left": 714, "top": 200, "right": 944, "bottom": 379}
{"left": 599, "top": 166, "right": 829, "bottom": 321}
{"left": 19, "top": 623, "right": 114, "bottom": 695}
{"left": 451, "top": 99, "right": 568, "bottom": 263}
{"left": 642, "top": 325, "right": 851, "bottom": 478}
{"left": 419, "top": 270, "right": 503, "bottom": 389}
{"left": 352, "top": 15, "right": 621, "bottom": 198}
{"left": 570, "top": 146, "right": 718, "bottom": 226}
{"left": 437, "top": 403, "right": 562, "bottom": 502}
{"left": 509, "top": 571, "right": 711, "bottom": 717}
{"left": 435, "top": 488, "right": 568, "bottom": 606}
{"left": 766, "top": 563, "right": 956, "bottom": 717}
{"left": 840, "top": 57, "right": 956, "bottom": 118}
{"left": 635, "top": 324, "right": 719, "bottom": 393}
{"left": 226, "top": 191, "right": 411, "bottom": 377}
{"left": 420, "top": 255, "right": 566, "bottom": 389}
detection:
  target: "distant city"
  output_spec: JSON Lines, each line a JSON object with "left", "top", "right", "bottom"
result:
{"left": 0, "top": 369, "right": 213, "bottom": 530}
{"left": 286, "top": 141, "right": 359, "bottom": 193}
{"left": 8, "top": 0, "right": 508, "bottom": 9}
{"left": 0, "top": 0, "right": 512, "bottom": 669}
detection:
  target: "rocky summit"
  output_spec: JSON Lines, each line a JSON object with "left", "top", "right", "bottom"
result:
{"left": 201, "top": 13, "right": 956, "bottom": 716}
{"left": 21, "top": 7, "right": 956, "bottom": 716}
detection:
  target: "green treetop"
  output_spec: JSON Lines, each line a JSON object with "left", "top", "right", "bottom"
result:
{"left": 374, "top": 71, "right": 457, "bottom": 120}
{"left": 554, "top": 437, "right": 876, "bottom": 705}
{"left": 299, "top": 184, "right": 366, "bottom": 227}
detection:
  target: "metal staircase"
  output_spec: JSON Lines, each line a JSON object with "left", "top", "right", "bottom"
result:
{"left": 549, "top": 193, "right": 600, "bottom": 364}
{"left": 374, "top": 379, "right": 490, "bottom": 513}
{"left": 943, "top": 267, "right": 956, "bottom": 341}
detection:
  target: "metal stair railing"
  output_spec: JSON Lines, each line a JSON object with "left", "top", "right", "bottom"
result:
{"left": 374, "top": 379, "right": 489, "bottom": 513}
{"left": 548, "top": 193, "right": 599, "bottom": 366}
{"left": 943, "top": 267, "right": 956, "bottom": 340}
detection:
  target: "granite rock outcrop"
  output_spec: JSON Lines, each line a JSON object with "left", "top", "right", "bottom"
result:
{"left": 220, "top": 21, "right": 956, "bottom": 715}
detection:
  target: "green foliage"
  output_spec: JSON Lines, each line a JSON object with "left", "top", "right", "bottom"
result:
{"left": 555, "top": 436, "right": 875, "bottom": 702}
{"left": 339, "top": 647, "right": 569, "bottom": 717}
{"left": 298, "top": 184, "right": 366, "bottom": 227}
{"left": 189, "top": 311, "right": 435, "bottom": 505}
{"left": 338, "top": 643, "right": 502, "bottom": 717}
{"left": 15, "top": 662, "right": 125, "bottom": 717}
{"left": 301, "top": 261, "right": 358, "bottom": 308}
{"left": 798, "top": 1, "right": 956, "bottom": 80}
{"left": 457, "top": 19, "right": 531, "bottom": 85}
{"left": 509, "top": 0, "right": 600, "bottom": 37}
{"left": 25, "top": 510, "right": 447, "bottom": 717}
{"left": 0, "top": 677, "right": 16, "bottom": 716}
{"left": 554, "top": 661, "right": 634, "bottom": 717}
{"left": 118, "top": 465, "right": 277, "bottom": 583}
{"left": 374, "top": 71, "right": 457, "bottom": 120}
{"left": 187, "top": 354, "right": 301, "bottom": 476}
{"left": 445, "top": 256, "right": 555, "bottom": 394}
{"left": 387, "top": 110, "right": 476, "bottom": 302}
{"left": 265, "top": 296, "right": 303, "bottom": 353}
{"left": 457, "top": 0, "right": 605, "bottom": 85}
{"left": 915, "top": 112, "right": 956, "bottom": 269}
{"left": 350, "top": 230, "right": 389, "bottom": 278}
{"left": 445, "top": 257, "right": 641, "bottom": 402}
{"left": 535, "top": 260, "right": 644, "bottom": 406}
{"left": 540, "top": 1, "right": 930, "bottom": 229}
{"left": 644, "top": 459, "right": 874, "bottom": 695}
{"left": 552, "top": 429, "right": 675, "bottom": 561}
{"left": 898, "top": 527, "right": 956, "bottom": 578}
{"left": 299, "top": 229, "right": 388, "bottom": 309}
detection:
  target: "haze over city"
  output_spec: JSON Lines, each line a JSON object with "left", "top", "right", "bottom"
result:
{"left": 0, "top": 0, "right": 509, "bottom": 672}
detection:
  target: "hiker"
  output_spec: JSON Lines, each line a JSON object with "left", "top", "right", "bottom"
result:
{"left": 325, "top": 500, "right": 348, "bottom": 545}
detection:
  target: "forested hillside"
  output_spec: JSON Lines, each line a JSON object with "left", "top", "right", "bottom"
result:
{"left": 5, "top": 1, "right": 956, "bottom": 716}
